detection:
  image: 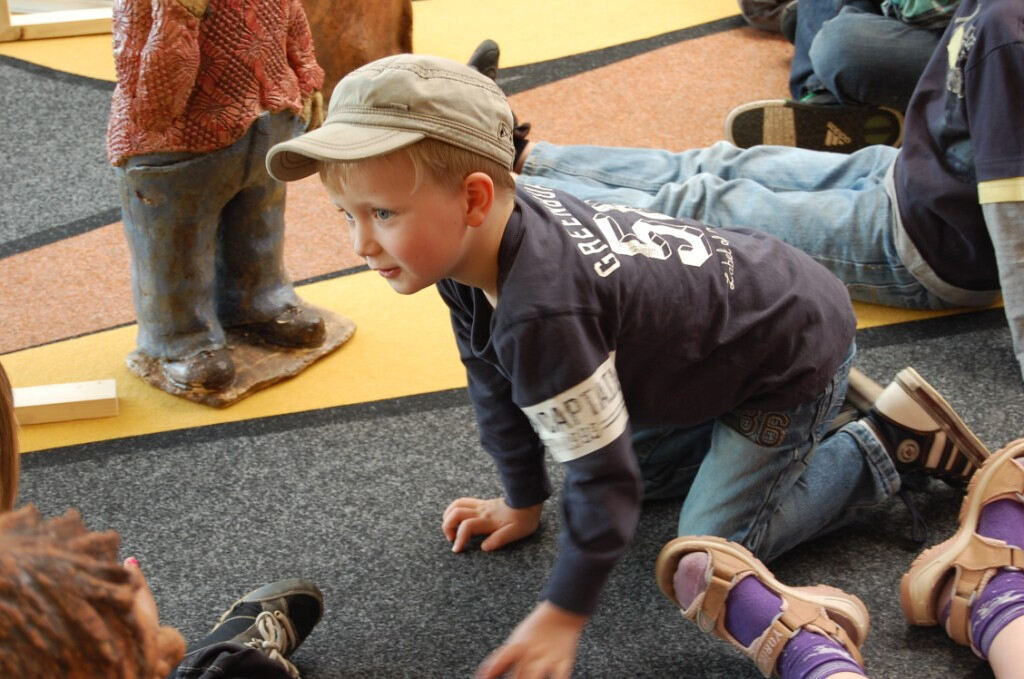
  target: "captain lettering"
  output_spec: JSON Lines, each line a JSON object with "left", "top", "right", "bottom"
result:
{"left": 521, "top": 352, "right": 630, "bottom": 463}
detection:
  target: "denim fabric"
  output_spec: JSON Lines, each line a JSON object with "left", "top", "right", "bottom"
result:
{"left": 520, "top": 140, "right": 954, "bottom": 309}
{"left": 739, "top": 0, "right": 792, "bottom": 32}
{"left": 807, "top": 5, "right": 944, "bottom": 109}
{"left": 170, "top": 642, "right": 293, "bottom": 679}
{"left": 116, "top": 112, "right": 306, "bottom": 359}
{"left": 790, "top": 0, "right": 872, "bottom": 100}
{"left": 632, "top": 343, "right": 902, "bottom": 562}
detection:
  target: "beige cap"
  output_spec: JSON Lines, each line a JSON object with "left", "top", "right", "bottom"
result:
{"left": 266, "top": 54, "right": 515, "bottom": 181}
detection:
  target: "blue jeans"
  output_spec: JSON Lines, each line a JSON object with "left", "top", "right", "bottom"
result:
{"left": 791, "top": 0, "right": 943, "bottom": 108}
{"left": 171, "top": 642, "right": 292, "bottom": 679}
{"left": 519, "top": 140, "right": 954, "bottom": 310}
{"left": 633, "top": 343, "right": 900, "bottom": 562}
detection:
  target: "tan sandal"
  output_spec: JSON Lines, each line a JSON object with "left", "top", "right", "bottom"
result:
{"left": 655, "top": 535, "right": 869, "bottom": 677}
{"left": 900, "top": 437, "right": 1024, "bottom": 654}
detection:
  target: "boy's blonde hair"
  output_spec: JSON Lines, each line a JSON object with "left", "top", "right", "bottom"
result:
{"left": 320, "top": 137, "right": 515, "bottom": 195}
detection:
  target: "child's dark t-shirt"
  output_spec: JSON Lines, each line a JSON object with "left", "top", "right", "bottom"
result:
{"left": 436, "top": 185, "right": 855, "bottom": 615}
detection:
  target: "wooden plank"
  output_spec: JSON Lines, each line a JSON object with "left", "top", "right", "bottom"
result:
{"left": 2, "top": 7, "right": 111, "bottom": 41}
{"left": 0, "top": 0, "right": 21, "bottom": 42}
{"left": 13, "top": 379, "right": 119, "bottom": 425}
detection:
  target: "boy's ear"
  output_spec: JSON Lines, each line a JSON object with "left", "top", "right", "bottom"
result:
{"left": 463, "top": 172, "right": 495, "bottom": 227}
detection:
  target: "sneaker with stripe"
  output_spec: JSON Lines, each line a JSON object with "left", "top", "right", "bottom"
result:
{"left": 860, "top": 367, "right": 990, "bottom": 483}
{"left": 725, "top": 99, "right": 903, "bottom": 152}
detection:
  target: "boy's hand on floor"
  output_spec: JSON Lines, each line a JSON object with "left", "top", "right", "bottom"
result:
{"left": 474, "top": 601, "right": 585, "bottom": 679}
{"left": 442, "top": 497, "right": 542, "bottom": 552}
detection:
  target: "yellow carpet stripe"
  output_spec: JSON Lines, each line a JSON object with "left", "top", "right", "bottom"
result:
{"left": 412, "top": 0, "right": 742, "bottom": 68}
{"left": 0, "top": 33, "right": 113, "bottom": 80}
{"left": 4, "top": 271, "right": 466, "bottom": 453}
{"left": 1, "top": 0, "right": 742, "bottom": 81}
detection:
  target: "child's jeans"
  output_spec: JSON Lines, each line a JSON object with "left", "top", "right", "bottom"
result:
{"left": 632, "top": 342, "right": 901, "bottom": 562}
{"left": 170, "top": 642, "right": 293, "bottom": 679}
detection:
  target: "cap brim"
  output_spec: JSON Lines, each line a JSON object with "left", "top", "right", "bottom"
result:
{"left": 266, "top": 123, "right": 425, "bottom": 181}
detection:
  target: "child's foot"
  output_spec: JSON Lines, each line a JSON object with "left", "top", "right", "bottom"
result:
{"left": 860, "top": 367, "right": 990, "bottom": 484}
{"left": 655, "top": 536, "right": 869, "bottom": 677}
{"left": 725, "top": 99, "right": 903, "bottom": 152}
{"left": 901, "top": 438, "right": 1024, "bottom": 658}
{"left": 464, "top": 39, "right": 532, "bottom": 171}
{"left": 186, "top": 578, "right": 324, "bottom": 677}
{"left": 467, "top": 39, "right": 500, "bottom": 81}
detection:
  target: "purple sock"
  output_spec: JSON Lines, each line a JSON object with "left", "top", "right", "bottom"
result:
{"left": 939, "top": 497, "right": 1024, "bottom": 657}
{"left": 778, "top": 630, "right": 866, "bottom": 679}
{"left": 970, "top": 570, "right": 1024, "bottom": 657}
{"left": 725, "top": 575, "right": 784, "bottom": 646}
{"left": 978, "top": 498, "right": 1024, "bottom": 550}
{"left": 725, "top": 577, "right": 863, "bottom": 679}
{"left": 674, "top": 556, "right": 863, "bottom": 679}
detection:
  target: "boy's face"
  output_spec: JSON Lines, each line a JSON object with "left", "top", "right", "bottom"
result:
{"left": 326, "top": 153, "right": 472, "bottom": 295}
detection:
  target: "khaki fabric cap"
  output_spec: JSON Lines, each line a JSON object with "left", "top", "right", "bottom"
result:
{"left": 266, "top": 53, "right": 515, "bottom": 182}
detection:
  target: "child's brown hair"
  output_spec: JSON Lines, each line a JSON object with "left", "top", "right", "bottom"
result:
{"left": 0, "top": 505, "right": 164, "bottom": 678}
{"left": 0, "top": 361, "right": 18, "bottom": 511}
{"left": 0, "top": 365, "right": 180, "bottom": 677}
{"left": 320, "top": 137, "right": 516, "bottom": 195}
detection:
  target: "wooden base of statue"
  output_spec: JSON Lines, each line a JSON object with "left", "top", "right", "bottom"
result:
{"left": 126, "top": 307, "right": 356, "bottom": 407}
{"left": 300, "top": 0, "right": 412, "bottom": 98}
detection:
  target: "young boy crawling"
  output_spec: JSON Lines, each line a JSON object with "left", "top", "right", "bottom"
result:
{"left": 266, "top": 54, "right": 988, "bottom": 678}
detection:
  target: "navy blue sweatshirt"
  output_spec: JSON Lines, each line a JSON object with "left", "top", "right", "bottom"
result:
{"left": 437, "top": 185, "right": 855, "bottom": 616}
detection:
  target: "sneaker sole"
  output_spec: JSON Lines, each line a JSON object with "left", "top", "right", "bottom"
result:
{"left": 827, "top": 368, "right": 883, "bottom": 436}
{"left": 899, "top": 438, "right": 1024, "bottom": 626}
{"left": 846, "top": 367, "right": 882, "bottom": 413}
{"left": 655, "top": 535, "right": 870, "bottom": 649}
{"left": 893, "top": 367, "right": 991, "bottom": 475}
{"left": 725, "top": 99, "right": 904, "bottom": 151}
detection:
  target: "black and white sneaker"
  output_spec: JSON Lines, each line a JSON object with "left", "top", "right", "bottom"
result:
{"left": 191, "top": 578, "right": 323, "bottom": 678}
{"left": 725, "top": 99, "right": 903, "bottom": 152}
{"left": 861, "top": 367, "right": 990, "bottom": 483}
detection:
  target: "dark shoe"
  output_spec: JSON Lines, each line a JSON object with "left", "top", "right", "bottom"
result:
{"left": 467, "top": 38, "right": 500, "bottom": 81}
{"left": 780, "top": 0, "right": 798, "bottom": 44}
{"left": 162, "top": 348, "right": 235, "bottom": 391}
{"left": 236, "top": 305, "right": 326, "bottom": 348}
{"left": 465, "top": 39, "right": 532, "bottom": 169}
{"left": 512, "top": 118, "right": 531, "bottom": 170}
{"left": 860, "top": 367, "right": 990, "bottom": 483}
{"left": 725, "top": 99, "right": 903, "bottom": 152}
{"left": 194, "top": 578, "right": 324, "bottom": 677}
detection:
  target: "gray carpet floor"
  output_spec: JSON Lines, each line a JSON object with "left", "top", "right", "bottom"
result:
{"left": 19, "top": 315, "right": 1019, "bottom": 677}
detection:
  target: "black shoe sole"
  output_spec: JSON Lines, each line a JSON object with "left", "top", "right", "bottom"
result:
{"left": 467, "top": 39, "right": 500, "bottom": 81}
{"left": 726, "top": 99, "right": 904, "bottom": 152}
